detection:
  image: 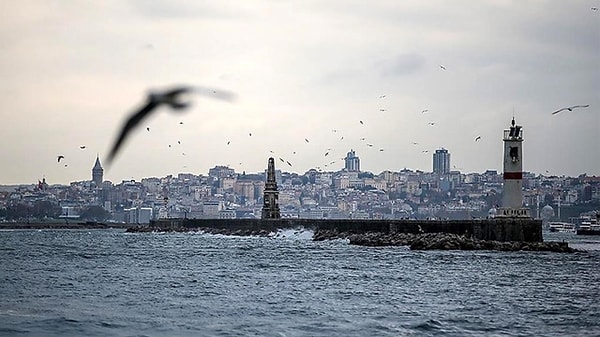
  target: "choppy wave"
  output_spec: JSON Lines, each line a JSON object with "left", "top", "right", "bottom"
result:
{"left": 268, "top": 227, "right": 315, "bottom": 240}
{"left": 1, "top": 229, "right": 599, "bottom": 337}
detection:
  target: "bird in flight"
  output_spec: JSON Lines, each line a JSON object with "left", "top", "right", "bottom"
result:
{"left": 106, "top": 85, "right": 235, "bottom": 165}
{"left": 305, "top": 138, "right": 310, "bottom": 143}
{"left": 379, "top": 108, "right": 386, "bottom": 112}
{"left": 359, "top": 120, "right": 364, "bottom": 125}
{"left": 57, "top": 155, "right": 65, "bottom": 162}
{"left": 79, "top": 146, "right": 86, "bottom": 149}
{"left": 146, "top": 127, "right": 150, "bottom": 132}
{"left": 428, "top": 122, "right": 436, "bottom": 126}
{"left": 475, "top": 136, "right": 481, "bottom": 142}
{"left": 106, "top": 86, "right": 191, "bottom": 165}
{"left": 440, "top": 65, "right": 446, "bottom": 70}
{"left": 551, "top": 104, "right": 589, "bottom": 115}
{"left": 379, "top": 95, "right": 386, "bottom": 99}
{"left": 421, "top": 109, "right": 429, "bottom": 113}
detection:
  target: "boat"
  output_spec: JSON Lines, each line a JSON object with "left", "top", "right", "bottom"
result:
{"left": 576, "top": 214, "right": 600, "bottom": 236}
{"left": 548, "top": 222, "right": 576, "bottom": 233}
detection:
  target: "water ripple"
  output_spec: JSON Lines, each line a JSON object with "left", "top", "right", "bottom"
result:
{"left": 1, "top": 229, "right": 599, "bottom": 336}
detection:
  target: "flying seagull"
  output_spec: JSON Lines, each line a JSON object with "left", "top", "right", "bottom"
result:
{"left": 421, "top": 109, "right": 429, "bottom": 113}
{"left": 106, "top": 85, "right": 235, "bottom": 165}
{"left": 440, "top": 65, "right": 446, "bottom": 70}
{"left": 106, "top": 86, "right": 191, "bottom": 165}
{"left": 79, "top": 146, "right": 86, "bottom": 149}
{"left": 475, "top": 136, "right": 481, "bottom": 142}
{"left": 551, "top": 104, "right": 589, "bottom": 115}
{"left": 57, "top": 155, "right": 65, "bottom": 162}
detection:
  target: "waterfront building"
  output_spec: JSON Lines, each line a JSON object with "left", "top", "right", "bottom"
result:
{"left": 124, "top": 207, "right": 153, "bottom": 224}
{"left": 344, "top": 149, "right": 360, "bottom": 172}
{"left": 433, "top": 148, "right": 450, "bottom": 174}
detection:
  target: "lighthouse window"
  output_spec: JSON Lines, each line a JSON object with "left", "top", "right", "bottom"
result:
{"left": 509, "top": 146, "right": 519, "bottom": 162}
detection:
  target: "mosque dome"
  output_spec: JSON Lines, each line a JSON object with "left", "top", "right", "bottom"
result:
{"left": 540, "top": 205, "right": 555, "bottom": 220}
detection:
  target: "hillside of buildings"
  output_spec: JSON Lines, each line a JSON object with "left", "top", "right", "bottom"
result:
{"left": 1, "top": 163, "right": 598, "bottom": 227}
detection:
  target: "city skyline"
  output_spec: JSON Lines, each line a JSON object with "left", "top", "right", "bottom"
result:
{"left": 1, "top": 1, "right": 598, "bottom": 185}
{"left": 2, "top": 146, "right": 597, "bottom": 188}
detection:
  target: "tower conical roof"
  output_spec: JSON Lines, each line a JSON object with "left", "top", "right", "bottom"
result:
{"left": 93, "top": 155, "right": 103, "bottom": 170}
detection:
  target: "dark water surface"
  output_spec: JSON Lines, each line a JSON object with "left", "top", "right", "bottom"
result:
{"left": 1, "top": 229, "right": 599, "bottom": 337}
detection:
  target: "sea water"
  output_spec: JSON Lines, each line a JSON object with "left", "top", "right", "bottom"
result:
{"left": 1, "top": 229, "right": 599, "bottom": 337}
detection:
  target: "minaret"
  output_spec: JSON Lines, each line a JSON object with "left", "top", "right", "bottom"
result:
{"left": 92, "top": 155, "right": 104, "bottom": 186}
{"left": 499, "top": 117, "right": 530, "bottom": 217}
{"left": 261, "top": 157, "right": 280, "bottom": 219}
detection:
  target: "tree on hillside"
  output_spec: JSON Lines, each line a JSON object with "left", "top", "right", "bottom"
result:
{"left": 80, "top": 205, "right": 111, "bottom": 222}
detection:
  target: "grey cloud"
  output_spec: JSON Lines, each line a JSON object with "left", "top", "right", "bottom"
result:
{"left": 376, "top": 53, "right": 425, "bottom": 77}
{"left": 126, "top": 0, "right": 241, "bottom": 20}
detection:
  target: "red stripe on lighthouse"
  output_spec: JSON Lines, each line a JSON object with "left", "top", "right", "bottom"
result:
{"left": 503, "top": 172, "right": 522, "bottom": 180}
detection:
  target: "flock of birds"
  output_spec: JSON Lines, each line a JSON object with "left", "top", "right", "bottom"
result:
{"left": 53, "top": 62, "right": 591, "bottom": 174}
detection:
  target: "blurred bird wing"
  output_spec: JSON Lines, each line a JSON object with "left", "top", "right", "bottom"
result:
{"left": 107, "top": 101, "right": 157, "bottom": 164}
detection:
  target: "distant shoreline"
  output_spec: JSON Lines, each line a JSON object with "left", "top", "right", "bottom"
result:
{"left": 0, "top": 222, "right": 133, "bottom": 230}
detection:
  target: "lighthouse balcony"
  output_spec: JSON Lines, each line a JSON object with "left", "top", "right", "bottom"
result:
{"left": 495, "top": 207, "right": 531, "bottom": 218}
{"left": 503, "top": 129, "right": 523, "bottom": 140}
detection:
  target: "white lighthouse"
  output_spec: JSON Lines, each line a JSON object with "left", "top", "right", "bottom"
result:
{"left": 498, "top": 117, "right": 530, "bottom": 217}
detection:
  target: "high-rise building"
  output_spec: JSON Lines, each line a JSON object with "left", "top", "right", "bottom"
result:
{"left": 433, "top": 148, "right": 450, "bottom": 174}
{"left": 344, "top": 149, "right": 360, "bottom": 172}
{"left": 92, "top": 155, "right": 103, "bottom": 186}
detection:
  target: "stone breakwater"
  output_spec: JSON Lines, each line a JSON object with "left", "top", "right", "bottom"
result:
{"left": 313, "top": 229, "right": 576, "bottom": 253}
{"left": 126, "top": 226, "right": 576, "bottom": 253}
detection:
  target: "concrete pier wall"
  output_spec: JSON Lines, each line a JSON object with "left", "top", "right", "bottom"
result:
{"left": 150, "top": 218, "right": 543, "bottom": 242}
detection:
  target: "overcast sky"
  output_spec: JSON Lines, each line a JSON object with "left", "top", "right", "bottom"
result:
{"left": 0, "top": 1, "right": 598, "bottom": 185}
